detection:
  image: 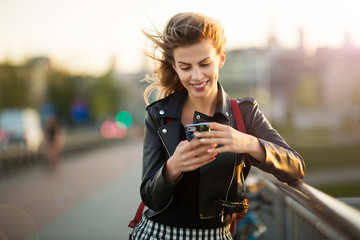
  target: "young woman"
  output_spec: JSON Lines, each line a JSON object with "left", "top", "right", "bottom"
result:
{"left": 131, "top": 12, "right": 305, "bottom": 240}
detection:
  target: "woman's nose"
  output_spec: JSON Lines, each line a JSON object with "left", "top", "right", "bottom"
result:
{"left": 191, "top": 67, "right": 204, "bottom": 80}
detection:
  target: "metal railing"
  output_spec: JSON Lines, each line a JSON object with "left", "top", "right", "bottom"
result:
{"left": 0, "top": 129, "right": 118, "bottom": 175}
{"left": 251, "top": 169, "right": 360, "bottom": 240}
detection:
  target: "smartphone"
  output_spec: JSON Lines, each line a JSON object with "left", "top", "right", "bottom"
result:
{"left": 185, "top": 123, "right": 210, "bottom": 141}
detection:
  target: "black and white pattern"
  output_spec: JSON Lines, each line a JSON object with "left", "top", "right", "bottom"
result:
{"left": 131, "top": 216, "right": 233, "bottom": 240}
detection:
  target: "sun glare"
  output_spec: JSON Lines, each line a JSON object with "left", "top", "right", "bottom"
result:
{"left": 0, "top": 0, "right": 359, "bottom": 75}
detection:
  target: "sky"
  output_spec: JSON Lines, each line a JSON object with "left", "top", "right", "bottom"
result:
{"left": 0, "top": 0, "right": 359, "bottom": 76}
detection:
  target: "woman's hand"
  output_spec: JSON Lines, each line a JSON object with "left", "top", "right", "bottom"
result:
{"left": 195, "top": 122, "right": 266, "bottom": 162}
{"left": 164, "top": 139, "right": 217, "bottom": 183}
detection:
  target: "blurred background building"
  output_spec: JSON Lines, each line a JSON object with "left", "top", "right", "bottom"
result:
{"left": 1, "top": 29, "right": 360, "bottom": 145}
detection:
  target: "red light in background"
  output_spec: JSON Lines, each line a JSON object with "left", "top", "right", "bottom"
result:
{"left": 100, "top": 120, "right": 127, "bottom": 139}
{"left": 100, "top": 121, "right": 114, "bottom": 139}
{"left": 111, "top": 125, "right": 127, "bottom": 139}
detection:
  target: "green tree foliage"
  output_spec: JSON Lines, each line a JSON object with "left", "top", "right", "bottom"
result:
{"left": 87, "top": 71, "right": 126, "bottom": 121}
{"left": 47, "top": 70, "right": 76, "bottom": 122}
{"left": 294, "top": 75, "right": 322, "bottom": 109}
{"left": 0, "top": 60, "right": 127, "bottom": 124}
{"left": 0, "top": 63, "right": 30, "bottom": 109}
{"left": 47, "top": 70, "right": 127, "bottom": 124}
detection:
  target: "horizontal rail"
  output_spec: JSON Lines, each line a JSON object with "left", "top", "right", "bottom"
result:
{"left": 0, "top": 129, "right": 119, "bottom": 175}
{"left": 252, "top": 169, "right": 360, "bottom": 240}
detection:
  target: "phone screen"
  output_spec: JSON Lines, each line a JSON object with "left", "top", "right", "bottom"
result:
{"left": 185, "top": 123, "right": 210, "bottom": 141}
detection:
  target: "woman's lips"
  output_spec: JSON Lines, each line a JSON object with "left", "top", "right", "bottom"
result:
{"left": 190, "top": 80, "right": 209, "bottom": 90}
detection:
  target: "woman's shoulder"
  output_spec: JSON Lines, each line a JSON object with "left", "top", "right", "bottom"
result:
{"left": 146, "top": 89, "right": 186, "bottom": 113}
{"left": 232, "top": 97, "right": 262, "bottom": 117}
{"left": 234, "top": 97, "right": 258, "bottom": 107}
{"left": 145, "top": 92, "right": 181, "bottom": 120}
{"left": 146, "top": 94, "right": 173, "bottom": 111}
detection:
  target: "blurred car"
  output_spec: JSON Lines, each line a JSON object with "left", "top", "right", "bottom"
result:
{"left": 0, "top": 108, "right": 44, "bottom": 151}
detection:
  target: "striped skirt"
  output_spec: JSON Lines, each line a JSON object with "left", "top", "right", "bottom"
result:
{"left": 131, "top": 216, "right": 233, "bottom": 240}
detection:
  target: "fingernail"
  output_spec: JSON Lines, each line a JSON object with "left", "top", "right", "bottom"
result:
{"left": 194, "top": 132, "right": 201, "bottom": 137}
{"left": 200, "top": 138, "right": 206, "bottom": 143}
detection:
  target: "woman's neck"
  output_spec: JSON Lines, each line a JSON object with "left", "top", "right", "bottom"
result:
{"left": 186, "top": 92, "right": 218, "bottom": 117}
{"left": 181, "top": 91, "right": 219, "bottom": 126}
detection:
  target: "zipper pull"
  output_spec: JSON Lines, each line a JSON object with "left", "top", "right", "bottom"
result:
{"left": 219, "top": 209, "right": 224, "bottom": 222}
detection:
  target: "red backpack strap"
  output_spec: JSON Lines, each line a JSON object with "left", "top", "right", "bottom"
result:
{"left": 128, "top": 202, "right": 145, "bottom": 228}
{"left": 129, "top": 117, "right": 175, "bottom": 229}
{"left": 230, "top": 99, "right": 246, "bottom": 133}
{"left": 230, "top": 98, "right": 248, "bottom": 237}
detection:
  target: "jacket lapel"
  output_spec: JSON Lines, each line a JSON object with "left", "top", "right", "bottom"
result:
{"left": 156, "top": 82, "right": 233, "bottom": 157}
{"left": 158, "top": 120, "right": 181, "bottom": 157}
{"left": 156, "top": 88, "right": 187, "bottom": 157}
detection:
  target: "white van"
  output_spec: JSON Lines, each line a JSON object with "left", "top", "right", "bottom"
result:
{"left": 0, "top": 108, "right": 44, "bottom": 151}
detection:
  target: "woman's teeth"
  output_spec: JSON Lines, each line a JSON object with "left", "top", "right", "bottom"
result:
{"left": 193, "top": 81, "right": 207, "bottom": 88}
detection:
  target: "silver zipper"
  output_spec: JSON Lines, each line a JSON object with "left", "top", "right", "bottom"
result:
{"left": 219, "top": 153, "right": 237, "bottom": 222}
{"left": 145, "top": 130, "right": 173, "bottom": 218}
{"left": 158, "top": 129, "right": 171, "bottom": 158}
{"left": 147, "top": 196, "right": 174, "bottom": 218}
{"left": 219, "top": 115, "right": 238, "bottom": 222}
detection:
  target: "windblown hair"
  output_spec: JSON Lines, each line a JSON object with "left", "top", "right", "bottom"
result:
{"left": 142, "top": 12, "right": 226, "bottom": 105}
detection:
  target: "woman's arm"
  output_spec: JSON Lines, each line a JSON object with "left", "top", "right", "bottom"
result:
{"left": 140, "top": 113, "right": 178, "bottom": 211}
{"left": 196, "top": 99, "right": 305, "bottom": 183}
{"left": 242, "top": 99, "right": 305, "bottom": 182}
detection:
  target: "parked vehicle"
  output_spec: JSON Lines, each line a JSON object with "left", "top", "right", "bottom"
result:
{"left": 0, "top": 108, "right": 44, "bottom": 151}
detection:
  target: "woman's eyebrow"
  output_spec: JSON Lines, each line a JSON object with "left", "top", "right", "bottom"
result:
{"left": 177, "top": 61, "right": 191, "bottom": 65}
{"left": 199, "top": 57, "right": 211, "bottom": 63}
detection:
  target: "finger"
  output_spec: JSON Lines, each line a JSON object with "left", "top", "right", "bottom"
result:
{"left": 196, "top": 130, "right": 227, "bottom": 139}
{"left": 188, "top": 147, "right": 217, "bottom": 162}
{"left": 181, "top": 139, "right": 202, "bottom": 152}
{"left": 187, "top": 153, "right": 217, "bottom": 170}
{"left": 188, "top": 139, "right": 204, "bottom": 147}
{"left": 207, "top": 145, "right": 233, "bottom": 154}
{"left": 192, "top": 143, "right": 217, "bottom": 156}
{"left": 178, "top": 140, "right": 189, "bottom": 146}
{"left": 177, "top": 143, "right": 210, "bottom": 164}
{"left": 199, "top": 137, "right": 230, "bottom": 146}
{"left": 208, "top": 122, "right": 228, "bottom": 131}
{"left": 196, "top": 124, "right": 235, "bottom": 139}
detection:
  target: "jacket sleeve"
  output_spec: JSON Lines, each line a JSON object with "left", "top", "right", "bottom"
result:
{"left": 140, "top": 111, "right": 180, "bottom": 211}
{"left": 240, "top": 98, "right": 306, "bottom": 183}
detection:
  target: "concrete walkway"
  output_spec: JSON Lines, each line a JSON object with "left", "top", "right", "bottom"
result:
{"left": 0, "top": 140, "right": 143, "bottom": 240}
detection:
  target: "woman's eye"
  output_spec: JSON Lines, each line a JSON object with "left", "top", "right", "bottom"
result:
{"left": 180, "top": 67, "right": 191, "bottom": 70}
{"left": 200, "top": 63, "right": 210, "bottom": 67}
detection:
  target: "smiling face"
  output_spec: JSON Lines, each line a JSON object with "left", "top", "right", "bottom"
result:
{"left": 172, "top": 39, "right": 226, "bottom": 102}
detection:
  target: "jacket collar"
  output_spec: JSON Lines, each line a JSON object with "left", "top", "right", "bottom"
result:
{"left": 215, "top": 82, "right": 232, "bottom": 121}
{"left": 151, "top": 82, "right": 231, "bottom": 121}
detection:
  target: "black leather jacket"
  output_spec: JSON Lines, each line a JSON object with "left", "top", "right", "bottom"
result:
{"left": 141, "top": 84, "right": 305, "bottom": 219}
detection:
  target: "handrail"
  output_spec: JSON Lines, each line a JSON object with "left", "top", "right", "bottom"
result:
{"left": 0, "top": 129, "right": 119, "bottom": 175}
{"left": 283, "top": 181, "right": 360, "bottom": 240}
{"left": 256, "top": 170, "right": 360, "bottom": 240}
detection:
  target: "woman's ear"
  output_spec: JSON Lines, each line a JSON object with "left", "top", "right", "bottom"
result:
{"left": 219, "top": 50, "right": 226, "bottom": 68}
{"left": 172, "top": 62, "right": 178, "bottom": 73}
